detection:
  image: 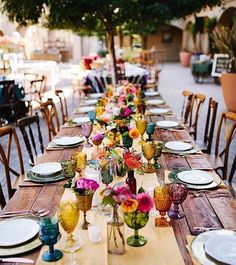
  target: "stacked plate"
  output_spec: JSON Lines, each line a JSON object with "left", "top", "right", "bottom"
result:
{"left": 53, "top": 136, "right": 83, "bottom": 147}
{"left": 144, "top": 91, "right": 159, "bottom": 97}
{"left": 156, "top": 120, "right": 180, "bottom": 129}
{"left": 89, "top": 93, "right": 103, "bottom": 98}
{"left": 168, "top": 169, "right": 221, "bottom": 190}
{"left": 149, "top": 108, "right": 171, "bottom": 115}
{"left": 0, "top": 217, "right": 41, "bottom": 256}
{"left": 146, "top": 99, "right": 165, "bottom": 106}
{"left": 75, "top": 106, "right": 95, "bottom": 114}
{"left": 26, "top": 162, "right": 64, "bottom": 183}
{"left": 191, "top": 229, "right": 236, "bottom": 264}
{"left": 72, "top": 117, "right": 90, "bottom": 125}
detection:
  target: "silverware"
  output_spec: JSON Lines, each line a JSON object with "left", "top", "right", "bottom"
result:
{"left": 19, "top": 183, "right": 44, "bottom": 187}
{"left": 4, "top": 208, "right": 46, "bottom": 215}
{"left": 0, "top": 257, "right": 34, "bottom": 263}
{"left": 0, "top": 210, "right": 50, "bottom": 218}
{"left": 193, "top": 226, "right": 236, "bottom": 235}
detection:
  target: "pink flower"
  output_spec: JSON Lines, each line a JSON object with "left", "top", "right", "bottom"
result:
{"left": 128, "top": 86, "right": 137, "bottom": 94}
{"left": 136, "top": 193, "right": 154, "bottom": 213}
{"left": 112, "top": 184, "right": 131, "bottom": 203}
{"left": 120, "top": 106, "right": 132, "bottom": 118}
{"left": 118, "top": 94, "right": 126, "bottom": 103}
{"left": 76, "top": 178, "right": 99, "bottom": 192}
{"left": 91, "top": 132, "right": 104, "bottom": 141}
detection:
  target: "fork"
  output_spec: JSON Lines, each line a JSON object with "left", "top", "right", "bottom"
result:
{"left": 0, "top": 209, "right": 50, "bottom": 218}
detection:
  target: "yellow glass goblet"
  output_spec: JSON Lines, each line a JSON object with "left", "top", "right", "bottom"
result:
{"left": 142, "top": 141, "right": 156, "bottom": 173}
{"left": 154, "top": 185, "right": 172, "bottom": 227}
{"left": 58, "top": 200, "right": 80, "bottom": 253}
{"left": 136, "top": 118, "right": 147, "bottom": 144}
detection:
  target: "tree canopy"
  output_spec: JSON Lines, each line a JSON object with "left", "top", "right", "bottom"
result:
{"left": 0, "top": 0, "right": 221, "bottom": 82}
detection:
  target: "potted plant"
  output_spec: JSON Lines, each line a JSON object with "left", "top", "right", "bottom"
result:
{"left": 212, "top": 20, "right": 236, "bottom": 112}
{"left": 179, "top": 47, "right": 192, "bottom": 67}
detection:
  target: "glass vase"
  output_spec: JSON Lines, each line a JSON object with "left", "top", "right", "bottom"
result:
{"left": 124, "top": 211, "right": 149, "bottom": 247}
{"left": 122, "top": 135, "right": 133, "bottom": 149}
{"left": 107, "top": 206, "right": 125, "bottom": 255}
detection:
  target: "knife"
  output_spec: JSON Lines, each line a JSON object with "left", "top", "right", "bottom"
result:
{"left": 0, "top": 257, "right": 34, "bottom": 263}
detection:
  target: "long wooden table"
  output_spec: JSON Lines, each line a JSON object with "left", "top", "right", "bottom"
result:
{"left": 2, "top": 95, "right": 236, "bottom": 265}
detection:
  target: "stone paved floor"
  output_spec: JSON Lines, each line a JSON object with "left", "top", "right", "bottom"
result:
{"left": 1, "top": 62, "right": 235, "bottom": 202}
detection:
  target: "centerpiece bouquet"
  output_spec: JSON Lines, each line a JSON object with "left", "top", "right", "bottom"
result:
{"left": 119, "top": 125, "right": 139, "bottom": 149}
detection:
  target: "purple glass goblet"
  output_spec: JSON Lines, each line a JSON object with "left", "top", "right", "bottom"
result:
{"left": 168, "top": 182, "right": 188, "bottom": 219}
{"left": 81, "top": 122, "right": 93, "bottom": 147}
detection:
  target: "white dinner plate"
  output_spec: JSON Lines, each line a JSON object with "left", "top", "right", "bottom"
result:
{"left": 177, "top": 170, "right": 213, "bottom": 185}
{"left": 191, "top": 230, "right": 236, "bottom": 265}
{"left": 149, "top": 108, "right": 171, "bottom": 115}
{"left": 156, "top": 120, "right": 179, "bottom": 128}
{"left": 0, "top": 218, "right": 39, "bottom": 247}
{"left": 31, "top": 162, "right": 62, "bottom": 176}
{"left": 82, "top": 99, "right": 97, "bottom": 105}
{"left": 165, "top": 141, "right": 193, "bottom": 151}
{"left": 146, "top": 99, "right": 164, "bottom": 105}
{"left": 205, "top": 234, "right": 236, "bottom": 265}
{"left": 89, "top": 93, "right": 103, "bottom": 98}
{"left": 72, "top": 117, "right": 90, "bottom": 125}
{"left": 144, "top": 91, "right": 159, "bottom": 96}
{"left": 53, "top": 136, "right": 83, "bottom": 146}
{"left": 76, "top": 106, "right": 95, "bottom": 113}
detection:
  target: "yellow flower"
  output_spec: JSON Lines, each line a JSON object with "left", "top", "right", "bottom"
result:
{"left": 129, "top": 128, "right": 140, "bottom": 139}
{"left": 121, "top": 198, "right": 138, "bottom": 213}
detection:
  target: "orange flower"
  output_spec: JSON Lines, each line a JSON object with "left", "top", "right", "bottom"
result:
{"left": 121, "top": 198, "right": 138, "bottom": 213}
{"left": 128, "top": 128, "right": 140, "bottom": 139}
{"left": 123, "top": 151, "right": 142, "bottom": 170}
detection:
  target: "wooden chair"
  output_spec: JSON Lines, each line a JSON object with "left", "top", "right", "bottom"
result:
{"left": 181, "top": 90, "right": 194, "bottom": 124}
{"left": 196, "top": 98, "right": 218, "bottom": 154}
{"left": 144, "top": 67, "right": 160, "bottom": 91}
{"left": 29, "top": 75, "right": 46, "bottom": 101}
{"left": 205, "top": 111, "right": 236, "bottom": 181}
{"left": 0, "top": 126, "right": 24, "bottom": 199}
{"left": 0, "top": 183, "right": 6, "bottom": 209}
{"left": 188, "top": 93, "right": 206, "bottom": 140}
{"left": 17, "top": 113, "right": 44, "bottom": 166}
{"left": 55, "top": 89, "right": 68, "bottom": 124}
{"left": 40, "top": 98, "right": 60, "bottom": 142}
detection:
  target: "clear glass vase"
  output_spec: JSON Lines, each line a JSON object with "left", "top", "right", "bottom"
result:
{"left": 107, "top": 206, "right": 125, "bottom": 255}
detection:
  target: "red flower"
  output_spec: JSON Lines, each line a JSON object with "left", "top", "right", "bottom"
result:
{"left": 123, "top": 151, "right": 142, "bottom": 170}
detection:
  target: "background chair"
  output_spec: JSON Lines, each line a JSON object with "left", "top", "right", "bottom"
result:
{"left": 181, "top": 90, "right": 194, "bottom": 124}
{"left": 0, "top": 126, "right": 24, "bottom": 199}
{"left": 205, "top": 111, "right": 236, "bottom": 181}
{"left": 40, "top": 98, "right": 60, "bottom": 142}
{"left": 196, "top": 97, "right": 218, "bottom": 154}
{"left": 55, "top": 89, "right": 68, "bottom": 124}
{"left": 17, "top": 113, "right": 44, "bottom": 166}
{"left": 0, "top": 183, "right": 6, "bottom": 209}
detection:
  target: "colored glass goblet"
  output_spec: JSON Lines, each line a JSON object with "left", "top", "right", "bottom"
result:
{"left": 142, "top": 141, "right": 156, "bottom": 173}
{"left": 154, "top": 141, "right": 164, "bottom": 169}
{"left": 39, "top": 217, "right": 63, "bottom": 262}
{"left": 81, "top": 122, "right": 93, "bottom": 147}
{"left": 135, "top": 118, "right": 147, "bottom": 144}
{"left": 88, "top": 110, "right": 96, "bottom": 124}
{"left": 168, "top": 183, "right": 188, "bottom": 219}
{"left": 146, "top": 123, "right": 156, "bottom": 141}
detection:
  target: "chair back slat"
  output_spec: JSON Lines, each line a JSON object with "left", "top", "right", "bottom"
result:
{"left": 181, "top": 90, "right": 194, "bottom": 124}
{"left": 17, "top": 113, "right": 44, "bottom": 166}
{"left": 55, "top": 89, "right": 68, "bottom": 124}
{"left": 214, "top": 111, "right": 236, "bottom": 181}
{"left": 0, "top": 126, "right": 24, "bottom": 199}
{"left": 0, "top": 183, "right": 6, "bottom": 209}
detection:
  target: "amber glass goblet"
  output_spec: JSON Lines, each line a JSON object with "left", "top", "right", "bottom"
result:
{"left": 142, "top": 141, "right": 156, "bottom": 173}
{"left": 135, "top": 118, "right": 147, "bottom": 144}
{"left": 154, "top": 185, "right": 172, "bottom": 227}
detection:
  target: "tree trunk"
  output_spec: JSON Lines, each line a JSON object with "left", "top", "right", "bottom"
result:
{"left": 107, "top": 30, "right": 118, "bottom": 85}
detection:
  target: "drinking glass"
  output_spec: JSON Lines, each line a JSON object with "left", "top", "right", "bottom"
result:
{"left": 39, "top": 217, "right": 63, "bottom": 262}
{"left": 82, "top": 122, "right": 93, "bottom": 147}
{"left": 154, "top": 185, "right": 172, "bottom": 227}
{"left": 100, "top": 162, "right": 114, "bottom": 185}
{"left": 146, "top": 123, "right": 156, "bottom": 141}
{"left": 58, "top": 200, "right": 80, "bottom": 252}
{"left": 88, "top": 110, "right": 96, "bottom": 124}
{"left": 154, "top": 141, "right": 164, "bottom": 169}
{"left": 135, "top": 117, "right": 147, "bottom": 144}
{"left": 168, "top": 183, "right": 188, "bottom": 219}
{"left": 142, "top": 141, "right": 156, "bottom": 173}
{"left": 61, "top": 160, "right": 76, "bottom": 188}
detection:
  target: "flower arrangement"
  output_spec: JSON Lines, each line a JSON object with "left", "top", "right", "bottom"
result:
{"left": 73, "top": 178, "right": 99, "bottom": 196}
{"left": 0, "top": 36, "right": 25, "bottom": 53}
{"left": 91, "top": 132, "right": 105, "bottom": 146}
{"left": 119, "top": 125, "right": 140, "bottom": 149}
{"left": 113, "top": 105, "right": 134, "bottom": 124}
{"left": 123, "top": 150, "right": 142, "bottom": 171}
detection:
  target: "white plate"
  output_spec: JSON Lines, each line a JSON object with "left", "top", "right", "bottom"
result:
{"left": 53, "top": 136, "right": 83, "bottom": 146}
{"left": 31, "top": 162, "right": 62, "bottom": 175}
{"left": 72, "top": 117, "right": 90, "bottom": 125}
{"left": 89, "top": 93, "right": 103, "bottom": 98}
{"left": 156, "top": 120, "right": 179, "bottom": 128}
{"left": 205, "top": 234, "right": 236, "bottom": 265}
{"left": 146, "top": 99, "right": 164, "bottom": 105}
{"left": 144, "top": 91, "right": 159, "bottom": 96}
{"left": 177, "top": 170, "right": 213, "bottom": 185}
{"left": 82, "top": 99, "right": 97, "bottom": 105}
{"left": 149, "top": 108, "right": 171, "bottom": 115}
{"left": 165, "top": 141, "right": 193, "bottom": 151}
{"left": 0, "top": 218, "right": 39, "bottom": 247}
{"left": 191, "top": 230, "right": 236, "bottom": 265}
{"left": 76, "top": 106, "right": 95, "bottom": 113}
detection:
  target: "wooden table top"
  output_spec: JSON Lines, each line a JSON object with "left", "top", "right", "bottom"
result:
{"left": 2, "top": 95, "right": 236, "bottom": 265}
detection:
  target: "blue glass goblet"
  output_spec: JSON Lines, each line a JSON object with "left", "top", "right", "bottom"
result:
{"left": 146, "top": 123, "right": 156, "bottom": 141}
{"left": 88, "top": 110, "right": 96, "bottom": 124}
{"left": 39, "top": 217, "right": 63, "bottom": 262}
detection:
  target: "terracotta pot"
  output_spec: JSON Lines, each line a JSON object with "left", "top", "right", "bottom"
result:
{"left": 179, "top": 52, "right": 191, "bottom": 67}
{"left": 221, "top": 73, "right": 236, "bottom": 112}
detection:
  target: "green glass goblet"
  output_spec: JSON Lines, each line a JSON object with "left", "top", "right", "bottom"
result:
{"left": 146, "top": 123, "right": 156, "bottom": 141}
{"left": 154, "top": 141, "right": 164, "bottom": 169}
{"left": 61, "top": 160, "right": 76, "bottom": 188}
